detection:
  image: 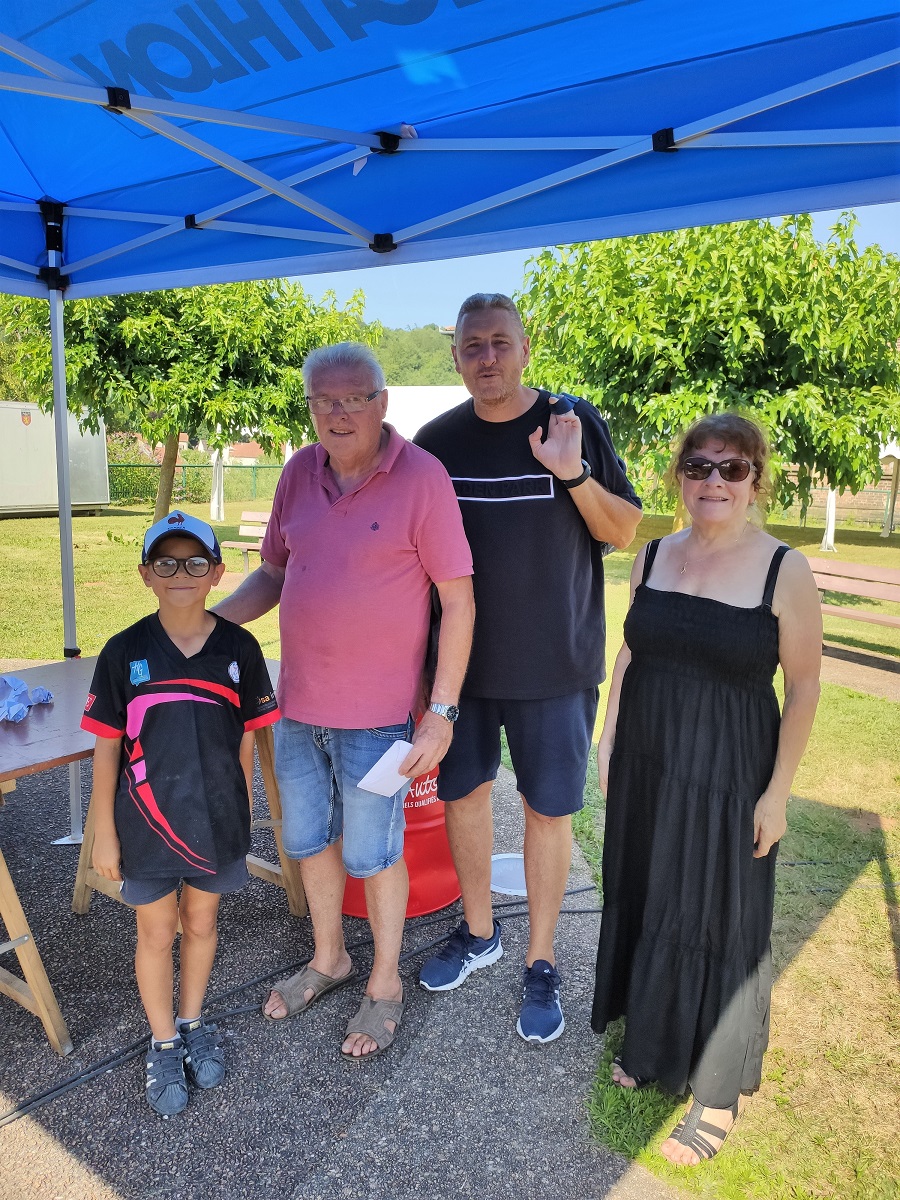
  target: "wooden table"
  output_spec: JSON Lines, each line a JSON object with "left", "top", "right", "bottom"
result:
{"left": 0, "top": 657, "right": 305, "bottom": 1056}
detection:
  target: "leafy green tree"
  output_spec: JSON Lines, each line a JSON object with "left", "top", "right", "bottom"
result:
{"left": 374, "top": 324, "right": 458, "bottom": 385}
{"left": 0, "top": 281, "right": 377, "bottom": 518}
{"left": 519, "top": 214, "right": 900, "bottom": 511}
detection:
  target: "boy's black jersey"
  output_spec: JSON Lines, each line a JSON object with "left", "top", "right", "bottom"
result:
{"left": 82, "top": 613, "right": 279, "bottom": 880}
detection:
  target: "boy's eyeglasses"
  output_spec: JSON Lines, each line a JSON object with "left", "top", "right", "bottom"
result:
{"left": 682, "top": 457, "right": 755, "bottom": 483}
{"left": 306, "top": 389, "right": 383, "bottom": 415}
{"left": 150, "top": 556, "right": 212, "bottom": 578}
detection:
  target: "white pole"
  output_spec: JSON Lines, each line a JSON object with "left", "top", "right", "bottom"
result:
{"left": 49, "top": 282, "right": 84, "bottom": 844}
{"left": 881, "top": 459, "right": 898, "bottom": 538}
{"left": 820, "top": 488, "right": 837, "bottom": 553}
{"left": 49, "top": 287, "right": 78, "bottom": 657}
{"left": 210, "top": 447, "right": 225, "bottom": 522}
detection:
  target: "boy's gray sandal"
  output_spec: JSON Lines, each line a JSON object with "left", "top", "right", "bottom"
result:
{"left": 341, "top": 993, "right": 405, "bottom": 1061}
{"left": 262, "top": 963, "right": 357, "bottom": 1020}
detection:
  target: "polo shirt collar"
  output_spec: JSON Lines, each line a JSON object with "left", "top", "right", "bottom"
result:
{"left": 309, "top": 422, "right": 405, "bottom": 484}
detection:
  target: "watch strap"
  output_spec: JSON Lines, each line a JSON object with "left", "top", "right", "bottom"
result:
{"left": 560, "top": 459, "right": 592, "bottom": 490}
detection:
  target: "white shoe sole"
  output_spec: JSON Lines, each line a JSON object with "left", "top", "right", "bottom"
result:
{"left": 419, "top": 940, "right": 504, "bottom": 992}
{"left": 516, "top": 1014, "right": 565, "bottom": 1044}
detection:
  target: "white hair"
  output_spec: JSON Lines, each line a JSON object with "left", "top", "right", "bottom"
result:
{"left": 302, "top": 342, "right": 386, "bottom": 392}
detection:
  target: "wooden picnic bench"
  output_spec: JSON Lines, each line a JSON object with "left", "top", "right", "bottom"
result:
{"left": 221, "top": 510, "right": 269, "bottom": 573}
{"left": 808, "top": 557, "right": 900, "bottom": 630}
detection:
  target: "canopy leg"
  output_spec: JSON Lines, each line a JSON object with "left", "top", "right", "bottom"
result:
{"left": 49, "top": 287, "right": 79, "bottom": 659}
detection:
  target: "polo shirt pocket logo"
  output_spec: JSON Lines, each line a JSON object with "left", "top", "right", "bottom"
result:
{"left": 371, "top": 522, "right": 380, "bottom": 531}
{"left": 228, "top": 661, "right": 240, "bottom": 683}
{"left": 130, "top": 659, "right": 151, "bottom": 686}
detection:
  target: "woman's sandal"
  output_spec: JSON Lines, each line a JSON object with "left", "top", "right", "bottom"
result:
{"left": 611, "top": 1054, "right": 652, "bottom": 1089}
{"left": 341, "top": 992, "right": 405, "bottom": 1062}
{"left": 262, "top": 963, "right": 357, "bottom": 1021}
{"left": 664, "top": 1098, "right": 740, "bottom": 1163}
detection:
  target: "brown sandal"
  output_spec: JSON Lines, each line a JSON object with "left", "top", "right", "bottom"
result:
{"left": 665, "top": 1099, "right": 740, "bottom": 1163}
{"left": 341, "top": 992, "right": 405, "bottom": 1061}
{"left": 262, "top": 963, "right": 357, "bottom": 1021}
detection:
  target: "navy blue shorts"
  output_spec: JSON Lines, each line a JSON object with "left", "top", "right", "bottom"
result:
{"left": 120, "top": 856, "right": 250, "bottom": 908}
{"left": 437, "top": 688, "right": 599, "bottom": 817}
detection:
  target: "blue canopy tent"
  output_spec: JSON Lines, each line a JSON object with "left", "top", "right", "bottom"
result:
{"left": 1, "top": 0, "right": 898, "bottom": 662}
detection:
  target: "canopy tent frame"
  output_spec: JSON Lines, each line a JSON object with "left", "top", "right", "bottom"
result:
{"left": 0, "top": 27, "right": 896, "bottom": 299}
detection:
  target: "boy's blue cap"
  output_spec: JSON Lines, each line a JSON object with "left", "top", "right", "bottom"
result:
{"left": 142, "top": 510, "right": 222, "bottom": 564}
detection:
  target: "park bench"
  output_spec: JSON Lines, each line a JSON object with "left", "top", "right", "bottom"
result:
{"left": 807, "top": 557, "right": 900, "bottom": 630}
{"left": 221, "top": 510, "right": 269, "bottom": 573}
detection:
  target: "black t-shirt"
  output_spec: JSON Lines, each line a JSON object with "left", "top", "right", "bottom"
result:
{"left": 414, "top": 391, "right": 641, "bottom": 699}
{"left": 81, "top": 613, "right": 279, "bottom": 879}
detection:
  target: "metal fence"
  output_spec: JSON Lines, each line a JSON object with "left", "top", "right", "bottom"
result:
{"left": 108, "top": 464, "right": 283, "bottom": 505}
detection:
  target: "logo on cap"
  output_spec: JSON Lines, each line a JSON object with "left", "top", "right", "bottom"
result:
{"left": 168, "top": 513, "right": 186, "bottom": 526}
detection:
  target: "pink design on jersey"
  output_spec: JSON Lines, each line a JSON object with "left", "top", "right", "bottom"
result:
{"left": 125, "top": 691, "right": 218, "bottom": 739}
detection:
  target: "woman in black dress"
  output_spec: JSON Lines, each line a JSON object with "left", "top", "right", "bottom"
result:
{"left": 591, "top": 414, "right": 822, "bottom": 1165}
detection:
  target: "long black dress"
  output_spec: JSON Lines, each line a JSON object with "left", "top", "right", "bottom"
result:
{"left": 591, "top": 539, "right": 789, "bottom": 1108}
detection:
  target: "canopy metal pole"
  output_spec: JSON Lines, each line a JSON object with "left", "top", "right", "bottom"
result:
{"left": 49, "top": 287, "right": 78, "bottom": 659}
{"left": 49, "top": 283, "right": 84, "bottom": 845}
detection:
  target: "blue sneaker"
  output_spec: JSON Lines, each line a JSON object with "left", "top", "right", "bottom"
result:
{"left": 419, "top": 919, "right": 503, "bottom": 991}
{"left": 180, "top": 1019, "right": 226, "bottom": 1089}
{"left": 145, "top": 1038, "right": 188, "bottom": 1116}
{"left": 517, "top": 959, "right": 564, "bottom": 1044}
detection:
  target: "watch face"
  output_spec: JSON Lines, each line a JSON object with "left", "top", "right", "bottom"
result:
{"left": 446, "top": 705, "right": 460, "bottom": 723}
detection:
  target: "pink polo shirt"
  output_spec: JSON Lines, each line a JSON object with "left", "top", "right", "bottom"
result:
{"left": 261, "top": 425, "right": 473, "bottom": 728}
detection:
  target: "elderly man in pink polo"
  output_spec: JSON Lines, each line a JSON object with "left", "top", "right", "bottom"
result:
{"left": 214, "top": 342, "right": 474, "bottom": 1062}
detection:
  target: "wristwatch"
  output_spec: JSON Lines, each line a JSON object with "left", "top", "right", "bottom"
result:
{"left": 560, "top": 459, "right": 592, "bottom": 490}
{"left": 429, "top": 701, "right": 460, "bottom": 723}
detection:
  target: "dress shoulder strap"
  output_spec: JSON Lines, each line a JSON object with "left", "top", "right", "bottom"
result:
{"left": 762, "top": 544, "right": 791, "bottom": 609}
{"left": 641, "top": 539, "right": 661, "bottom": 585}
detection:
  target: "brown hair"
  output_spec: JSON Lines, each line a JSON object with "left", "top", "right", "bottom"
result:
{"left": 454, "top": 293, "right": 525, "bottom": 339}
{"left": 673, "top": 412, "right": 770, "bottom": 496}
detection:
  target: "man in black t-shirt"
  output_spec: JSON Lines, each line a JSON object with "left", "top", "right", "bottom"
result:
{"left": 415, "top": 293, "right": 642, "bottom": 1043}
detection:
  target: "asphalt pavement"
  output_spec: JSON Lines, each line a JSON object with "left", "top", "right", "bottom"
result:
{"left": 0, "top": 760, "right": 678, "bottom": 1200}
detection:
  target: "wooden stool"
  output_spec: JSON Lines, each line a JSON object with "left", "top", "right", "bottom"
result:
{"left": 0, "top": 845, "right": 73, "bottom": 1056}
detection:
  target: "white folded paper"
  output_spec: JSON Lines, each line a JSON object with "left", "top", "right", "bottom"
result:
{"left": 357, "top": 739, "right": 414, "bottom": 797}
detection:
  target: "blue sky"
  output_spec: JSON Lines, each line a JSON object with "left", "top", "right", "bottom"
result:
{"left": 296, "top": 203, "right": 900, "bottom": 330}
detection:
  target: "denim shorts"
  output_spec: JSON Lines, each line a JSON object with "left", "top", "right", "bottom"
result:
{"left": 120, "top": 856, "right": 250, "bottom": 907}
{"left": 274, "top": 715, "right": 415, "bottom": 879}
{"left": 436, "top": 689, "right": 599, "bottom": 817}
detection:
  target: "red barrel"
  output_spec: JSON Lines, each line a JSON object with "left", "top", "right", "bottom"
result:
{"left": 342, "top": 765, "right": 461, "bottom": 918}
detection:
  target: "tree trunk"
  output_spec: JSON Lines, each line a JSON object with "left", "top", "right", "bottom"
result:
{"left": 154, "top": 432, "right": 180, "bottom": 522}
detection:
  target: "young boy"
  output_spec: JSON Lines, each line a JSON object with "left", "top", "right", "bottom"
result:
{"left": 81, "top": 510, "right": 279, "bottom": 1116}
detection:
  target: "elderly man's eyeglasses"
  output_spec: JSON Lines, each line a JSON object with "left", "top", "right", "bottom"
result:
{"left": 306, "top": 389, "right": 383, "bottom": 416}
{"left": 150, "top": 556, "right": 212, "bottom": 578}
{"left": 682, "top": 457, "right": 754, "bottom": 483}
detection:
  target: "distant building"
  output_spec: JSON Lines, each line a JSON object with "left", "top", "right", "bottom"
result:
{"left": 224, "top": 440, "right": 265, "bottom": 465}
{"left": 384, "top": 386, "right": 468, "bottom": 439}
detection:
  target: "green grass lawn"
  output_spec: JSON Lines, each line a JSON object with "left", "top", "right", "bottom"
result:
{"left": 0, "top": 502, "right": 280, "bottom": 661}
{"left": 2, "top": 504, "right": 899, "bottom": 1198}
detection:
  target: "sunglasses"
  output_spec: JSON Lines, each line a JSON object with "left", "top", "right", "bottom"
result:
{"left": 682, "top": 456, "right": 755, "bottom": 483}
{"left": 150, "top": 556, "right": 213, "bottom": 578}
